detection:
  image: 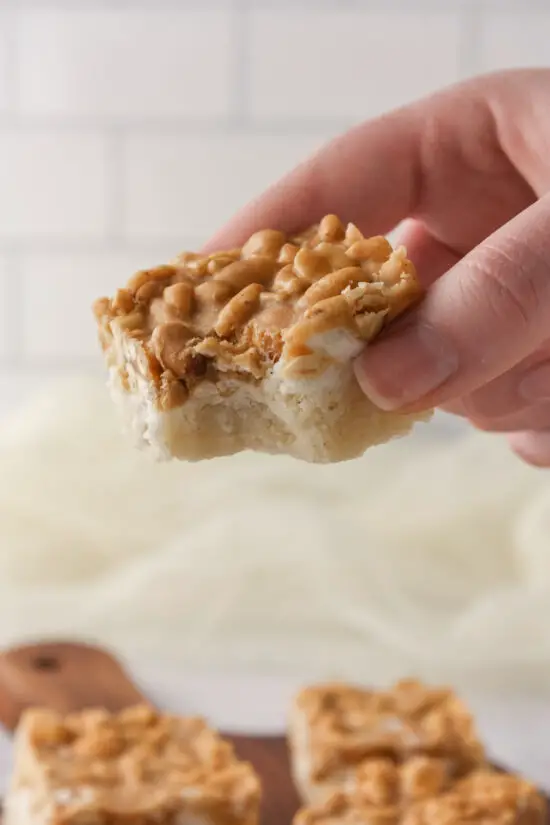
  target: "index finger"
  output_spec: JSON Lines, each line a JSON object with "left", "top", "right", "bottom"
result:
{"left": 203, "top": 72, "right": 535, "bottom": 256}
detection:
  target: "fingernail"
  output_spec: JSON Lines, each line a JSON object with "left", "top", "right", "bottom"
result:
{"left": 354, "top": 323, "right": 458, "bottom": 410}
{"left": 518, "top": 363, "right": 550, "bottom": 402}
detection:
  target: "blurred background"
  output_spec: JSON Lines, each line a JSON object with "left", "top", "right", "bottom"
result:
{"left": 0, "top": 0, "right": 549, "bottom": 772}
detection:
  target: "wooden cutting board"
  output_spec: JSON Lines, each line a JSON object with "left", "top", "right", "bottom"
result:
{"left": 0, "top": 641, "right": 300, "bottom": 825}
{"left": 0, "top": 642, "right": 546, "bottom": 825}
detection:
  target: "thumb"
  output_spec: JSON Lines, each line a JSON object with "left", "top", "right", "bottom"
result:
{"left": 354, "top": 195, "right": 550, "bottom": 412}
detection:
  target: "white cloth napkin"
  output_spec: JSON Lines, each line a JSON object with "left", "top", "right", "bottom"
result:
{"left": 0, "top": 376, "right": 549, "bottom": 784}
{"left": 0, "top": 374, "right": 549, "bottom": 696}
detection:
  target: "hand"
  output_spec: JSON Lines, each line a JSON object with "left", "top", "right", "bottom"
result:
{"left": 205, "top": 69, "right": 550, "bottom": 467}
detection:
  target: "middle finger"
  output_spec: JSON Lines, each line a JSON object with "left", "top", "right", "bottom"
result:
{"left": 467, "top": 403, "right": 550, "bottom": 433}
{"left": 442, "top": 347, "right": 550, "bottom": 421}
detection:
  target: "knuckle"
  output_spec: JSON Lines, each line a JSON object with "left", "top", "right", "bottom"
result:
{"left": 469, "top": 406, "right": 548, "bottom": 434}
{"left": 461, "top": 381, "right": 521, "bottom": 422}
{"left": 467, "top": 241, "right": 547, "bottom": 332}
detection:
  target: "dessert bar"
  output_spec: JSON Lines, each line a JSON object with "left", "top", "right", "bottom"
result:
{"left": 4, "top": 703, "right": 261, "bottom": 825}
{"left": 94, "top": 216, "right": 428, "bottom": 463}
{"left": 289, "top": 680, "right": 485, "bottom": 804}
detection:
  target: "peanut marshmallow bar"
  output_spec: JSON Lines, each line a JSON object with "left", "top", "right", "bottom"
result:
{"left": 93, "top": 215, "right": 429, "bottom": 463}
{"left": 403, "top": 771, "right": 547, "bottom": 825}
{"left": 293, "top": 769, "right": 546, "bottom": 825}
{"left": 288, "top": 680, "right": 485, "bottom": 805}
{"left": 4, "top": 704, "right": 261, "bottom": 825}
{"left": 294, "top": 755, "right": 454, "bottom": 824}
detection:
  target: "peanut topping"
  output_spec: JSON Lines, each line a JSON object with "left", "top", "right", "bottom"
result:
{"left": 195, "top": 279, "right": 235, "bottom": 305}
{"left": 307, "top": 294, "right": 352, "bottom": 323}
{"left": 112, "top": 288, "right": 134, "bottom": 315}
{"left": 207, "top": 255, "right": 239, "bottom": 274}
{"left": 318, "top": 214, "right": 345, "bottom": 242}
{"left": 293, "top": 247, "right": 332, "bottom": 282}
{"left": 353, "top": 310, "right": 387, "bottom": 341}
{"left": 284, "top": 296, "right": 351, "bottom": 359}
{"left": 214, "top": 257, "right": 276, "bottom": 290}
{"left": 92, "top": 296, "right": 111, "bottom": 321}
{"left": 127, "top": 265, "right": 177, "bottom": 294}
{"left": 94, "top": 215, "right": 422, "bottom": 412}
{"left": 301, "top": 267, "right": 366, "bottom": 308}
{"left": 314, "top": 242, "right": 352, "bottom": 271}
{"left": 164, "top": 281, "right": 194, "bottom": 318}
{"left": 30, "top": 711, "right": 75, "bottom": 748}
{"left": 379, "top": 248, "right": 412, "bottom": 285}
{"left": 135, "top": 280, "right": 165, "bottom": 304}
{"left": 293, "top": 680, "right": 485, "bottom": 785}
{"left": 343, "top": 756, "right": 449, "bottom": 810}
{"left": 403, "top": 772, "right": 546, "bottom": 825}
{"left": 278, "top": 243, "right": 299, "bottom": 264}
{"left": 294, "top": 770, "right": 546, "bottom": 825}
{"left": 242, "top": 229, "right": 286, "bottom": 259}
{"left": 345, "top": 222, "right": 364, "bottom": 245}
{"left": 214, "top": 283, "right": 263, "bottom": 338}
{"left": 273, "top": 264, "right": 308, "bottom": 297}
{"left": 347, "top": 236, "right": 392, "bottom": 262}
{"left": 115, "top": 311, "right": 144, "bottom": 331}
{"left": 152, "top": 322, "right": 194, "bottom": 374}
{"left": 400, "top": 758, "right": 448, "bottom": 801}
{"left": 73, "top": 725, "right": 125, "bottom": 759}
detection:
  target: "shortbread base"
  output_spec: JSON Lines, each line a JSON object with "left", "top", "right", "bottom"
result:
{"left": 3, "top": 786, "right": 258, "bottom": 825}
{"left": 109, "top": 342, "right": 428, "bottom": 464}
{"left": 95, "top": 216, "right": 429, "bottom": 464}
{"left": 4, "top": 790, "right": 35, "bottom": 825}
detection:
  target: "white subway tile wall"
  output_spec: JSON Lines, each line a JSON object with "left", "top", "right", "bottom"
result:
{"left": 123, "top": 133, "right": 332, "bottom": 240}
{"left": 479, "top": 11, "right": 550, "bottom": 71}
{"left": 18, "top": 10, "right": 235, "bottom": 119}
{"left": 21, "top": 250, "right": 170, "bottom": 360}
{"left": 0, "top": 130, "right": 109, "bottom": 239}
{"left": 248, "top": 9, "right": 462, "bottom": 120}
{"left": 0, "top": 0, "right": 548, "bottom": 411}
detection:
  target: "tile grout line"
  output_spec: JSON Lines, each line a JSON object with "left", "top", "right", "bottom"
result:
{"left": 1, "top": 0, "right": 538, "bottom": 10}
{"left": 3, "top": 0, "right": 236, "bottom": 9}
{"left": 0, "top": 115, "right": 349, "bottom": 134}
